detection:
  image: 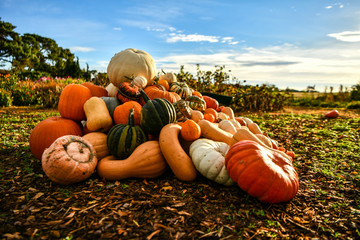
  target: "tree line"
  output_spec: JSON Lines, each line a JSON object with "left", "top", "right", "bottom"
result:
{"left": 0, "top": 19, "right": 94, "bottom": 80}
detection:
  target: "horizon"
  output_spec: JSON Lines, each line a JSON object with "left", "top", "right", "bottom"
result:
{"left": 1, "top": 0, "right": 360, "bottom": 92}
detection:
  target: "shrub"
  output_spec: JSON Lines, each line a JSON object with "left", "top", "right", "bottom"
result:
{"left": 0, "top": 89, "right": 12, "bottom": 107}
{"left": 346, "top": 101, "right": 360, "bottom": 109}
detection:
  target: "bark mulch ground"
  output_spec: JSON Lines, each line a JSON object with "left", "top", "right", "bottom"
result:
{"left": 0, "top": 107, "right": 359, "bottom": 239}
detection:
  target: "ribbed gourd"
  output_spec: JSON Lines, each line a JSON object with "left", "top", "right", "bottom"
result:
{"left": 107, "top": 108, "right": 148, "bottom": 158}
{"left": 117, "top": 82, "right": 141, "bottom": 103}
{"left": 140, "top": 89, "right": 177, "bottom": 135}
{"left": 173, "top": 99, "right": 192, "bottom": 121}
{"left": 169, "top": 82, "right": 192, "bottom": 99}
{"left": 185, "top": 95, "right": 206, "bottom": 112}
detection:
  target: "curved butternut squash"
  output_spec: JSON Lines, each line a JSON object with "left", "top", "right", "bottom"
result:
{"left": 197, "top": 119, "right": 234, "bottom": 146}
{"left": 218, "top": 120, "right": 237, "bottom": 135}
{"left": 159, "top": 123, "right": 197, "bottom": 181}
{"left": 97, "top": 141, "right": 167, "bottom": 180}
{"left": 190, "top": 109, "right": 204, "bottom": 123}
{"left": 84, "top": 97, "right": 113, "bottom": 132}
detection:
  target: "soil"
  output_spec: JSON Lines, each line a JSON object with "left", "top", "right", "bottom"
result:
{"left": 0, "top": 106, "right": 359, "bottom": 239}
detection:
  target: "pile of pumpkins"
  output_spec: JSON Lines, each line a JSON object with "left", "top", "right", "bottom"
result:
{"left": 29, "top": 48, "right": 299, "bottom": 204}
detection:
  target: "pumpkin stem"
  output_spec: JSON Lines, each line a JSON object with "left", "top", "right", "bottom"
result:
{"left": 124, "top": 75, "right": 134, "bottom": 81}
{"left": 128, "top": 107, "right": 135, "bottom": 127}
{"left": 139, "top": 89, "right": 151, "bottom": 103}
{"left": 161, "top": 69, "right": 166, "bottom": 74}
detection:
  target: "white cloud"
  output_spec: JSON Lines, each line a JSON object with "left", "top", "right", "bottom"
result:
{"left": 328, "top": 31, "right": 360, "bottom": 42}
{"left": 221, "top": 37, "right": 239, "bottom": 45}
{"left": 70, "top": 46, "right": 95, "bottom": 52}
{"left": 166, "top": 33, "right": 220, "bottom": 43}
{"left": 155, "top": 43, "right": 360, "bottom": 91}
{"left": 113, "top": 27, "right": 122, "bottom": 31}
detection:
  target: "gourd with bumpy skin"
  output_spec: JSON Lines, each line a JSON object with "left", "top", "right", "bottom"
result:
{"left": 225, "top": 140, "right": 299, "bottom": 204}
{"left": 107, "top": 48, "right": 157, "bottom": 87}
{"left": 190, "top": 139, "right": 234, "bottom": 186}
{"left": 173, "top": 99, "right": 192, "bottom": 121}
{"left": 117, "top": 82, "right": 141, "bottom": 103}
{"left": 107, "top": 109, "right": 148, "bottom": 158}
{"left": 140, "top": 89, "right": 177, "bottom": 135}
{"left": 97, "top": 141, "right": 167, "bottom": 180}
{"left": 185, "top": 95, "right": 206, "bottom": 112}
{"left": 42, "top": 135, "right": 98, "bottom": 185}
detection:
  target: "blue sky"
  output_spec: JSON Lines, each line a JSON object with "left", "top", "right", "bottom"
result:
{"left": 1, "top": 0, "right": 360, "bottom": 91}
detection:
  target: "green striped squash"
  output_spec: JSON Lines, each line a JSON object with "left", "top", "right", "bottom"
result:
{"left": 107, "top": 109, "right": 148, "bottom": 158}
{"left": 185, "top": 95, "right": 206, "bottom": 112}
{"left": 140, "top": 89, "right": 177, "bottom": 135}
{"left": 169, "top": 82, "right": 192, "bottom": 99}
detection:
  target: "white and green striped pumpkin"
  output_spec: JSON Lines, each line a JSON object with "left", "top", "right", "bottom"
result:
{"left": 169, "top": 82, "right": 192, "bottom": 99}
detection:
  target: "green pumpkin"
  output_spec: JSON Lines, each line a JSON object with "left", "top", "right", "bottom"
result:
{"left": 140, "top": 89, "right": 177, "bottom": 135}
{"left": 100, "top": 97, "right": 121, "bottom": 119}
{"left": 169, "top": 82, "right": 192, "bottom": 99}
{"left": 107, "top": 108, "right": 148, "bottom": 158}
{"left": 185, "top": 95, "right": 206, "bottom": 112}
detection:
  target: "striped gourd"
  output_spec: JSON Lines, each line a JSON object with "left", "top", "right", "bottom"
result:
{"left": 107, "top": 109, "right": 148, "bottom": 158}
{"left": 185, "top": 95, "right": 206, "bottom": 112}
{"left": 169, "top": 82, "right": 192, "bottom": 99}
{"left": 140, "top": 89, "right": 177, "bottom": 135}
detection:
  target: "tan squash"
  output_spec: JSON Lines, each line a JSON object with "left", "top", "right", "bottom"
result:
{"left": 197, "top": 119, "right": 234, "bottom": 146}
{"left": 247, "top": 122, "right": 263, "bottom": 135}
{"left": 159, "top": 72, "right": 177, "bottom": 84}
{"left": 190, "top": 109, "right": 204, "bottom": 123}
{"left": 159, "top": 123, "right": 197, "bottom": 182}
{"left": 83, "top": 97, "right": 113, "bottom": 132}
{"left": 217, "top": 112, "right": 230, "bottom": 121}
{"left": 82, "top": 132, "right": 109, "bottom": 160}
{"left": 97, "top": 141, "right": 167, "bottom": 180}
{"left": 218, "top": 120, "right": 237, "bottom": 135}
{"left": 221, "top": 106, "right": 235, "bottom": 119}
{"left": 255, "top": 134, "right": 273, "bottom": 148}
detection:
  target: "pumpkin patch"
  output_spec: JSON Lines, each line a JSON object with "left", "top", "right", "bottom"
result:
{"left": 29, "top": 48, "right": 299, "bottom": 204}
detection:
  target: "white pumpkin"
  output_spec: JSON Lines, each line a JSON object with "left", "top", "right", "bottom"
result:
{"left": 105, "top": 83, "right": 118, "bottom": 97}
{"left": 159, "top": 72, "right": 177, "bottom": 84}
{"left": 131, "top": 76, "right": 147, "bottom": 89}
{"left": 107, "top": 48, "right": 157, "bottom": 87}
{"left": 189, "top": 139, "right": 234, "bottom": 186}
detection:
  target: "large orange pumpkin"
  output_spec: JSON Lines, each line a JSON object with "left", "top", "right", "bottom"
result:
{"left": 139, "top": 84, "right": 181, "bottom": 105}
{"left": 225, "top": 140, "right": 299, "bottom": 204}
{"left": 58, "top": 84, "right": 92, "bottom": 122}
{"left": 42, "top": 135, "right": 98, "bottom": 185}
{"left": 29, "top": 116, "right": 83, "bottom": 160}
{"left": 81, "top": 82, "right": 108, "bottom": 97}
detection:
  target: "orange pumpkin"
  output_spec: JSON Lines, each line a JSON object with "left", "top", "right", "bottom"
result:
{"left": 58, "top": 84, "right": 92, "bottom": 122}
{"left": 81, "top": 82, "right": 108, "bottom": 97}
{"left": 29, "top": 116, "right": 83, "bottom": 160}
{"left": 139, "top": 84, "right": 181, "bottom": 105}
{"left": 180, "top": 119, "right": 201, "bottom": 141}
{"left": 42, "top": 135, "right": 98, "bottom": 185}
{"left": 158, "top": 79, "right": 170, "bottom": 91}
{"left": 113, "top": 101, "right": 142, "bottom": 125}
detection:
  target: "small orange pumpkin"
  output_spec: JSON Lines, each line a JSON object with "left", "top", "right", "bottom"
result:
{"left": 180, "top": 119, "right": 201, "bottom": 141}
{"left": 81, "top": 82, "right": 108, "bottom": 97}
{"left": 139, "top": 84, "right": 181, "bottom": 105}
{"left": 113, "top": 101, "right": 142, "bottom": 125}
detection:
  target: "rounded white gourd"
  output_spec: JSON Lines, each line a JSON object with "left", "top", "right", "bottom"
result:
{"left": 189, "top": 139, "right": 234, "bottom": 186}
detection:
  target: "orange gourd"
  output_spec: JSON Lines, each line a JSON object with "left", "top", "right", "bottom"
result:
{"left": 97, "top": 141, "right": 167, "bottom": 180}
{"left": 113, "top": 101, "right": 142, "bottom": 125}
{"left": 29, "top": 116, "right": 83, "bottom": 160}
{"left": 158, "top": 79, "right": 170, "bottom": 91}
{"left": 82, "top": 132, "right": 109, "bottom": 160}
{"left": 203, "top": 113, "right": 216, "bottom": 123}
{"left": 139, "top": 84, "right": 181, "bottom": 105}
{"left": 58, "top": 84, "right": 92, "bottom": 122}
{"left": 180, "top": 119, "right": 201, "bottom": 141}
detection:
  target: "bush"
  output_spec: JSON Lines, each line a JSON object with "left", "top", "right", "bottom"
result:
{"left": 0, "top": 89, "right": 12, "bottom": 107}
{"left": 346, "top": 101, "right": 360, "bottom": 109}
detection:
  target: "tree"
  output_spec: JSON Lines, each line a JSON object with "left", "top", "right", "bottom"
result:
{"left": 0, "top": 19, "right": 91, "bottom": 80}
